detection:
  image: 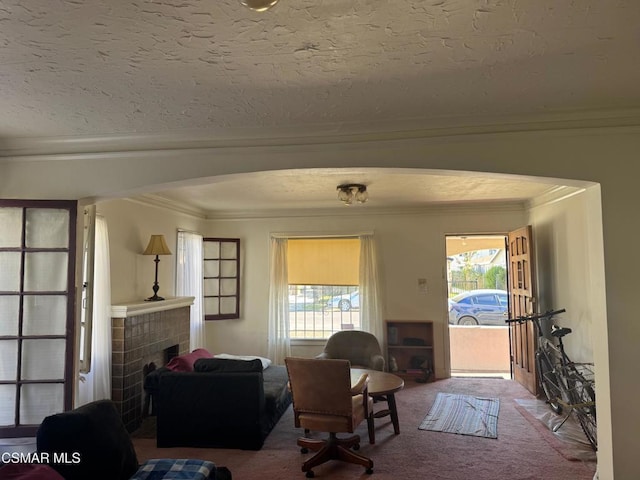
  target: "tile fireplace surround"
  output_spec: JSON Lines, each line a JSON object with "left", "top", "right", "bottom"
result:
{"left": 111, "top": 296, "right": 194, "bottom": 432}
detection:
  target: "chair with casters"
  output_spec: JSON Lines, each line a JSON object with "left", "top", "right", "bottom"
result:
{"left": 285, "top": 357, "right": 375, "bottom": 478}
{"left": 315, "top": 330, "right": 385, "bottom": 372}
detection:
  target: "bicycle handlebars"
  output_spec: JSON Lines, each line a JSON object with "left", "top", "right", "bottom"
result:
{"left": 505, "top": 308, "right": 566, "bottom": 324}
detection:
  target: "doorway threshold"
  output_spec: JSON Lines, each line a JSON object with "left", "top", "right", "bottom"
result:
{"left": 451, "top": 371, "right": 511, "bottom": 380}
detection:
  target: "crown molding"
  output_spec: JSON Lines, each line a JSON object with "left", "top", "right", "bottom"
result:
{"left": 527, "top": 185, "right": 587, "bottom": 209}
{"left": 203, "top": 201, "right": 527, "bottom": 221}
{"left": 126, "top": 195, "right": 208, "bottom": 219}
{"left": 2, "top": 108, "right": 640, "bottom": 159}
{"left": 126, "top": 193, "right": 526, "bottom": 220}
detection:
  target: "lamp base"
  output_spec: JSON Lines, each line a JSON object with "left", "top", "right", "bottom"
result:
{"left": 146, "top": 277, "right": 164, "bottom": 301}
{"left": 145, "top": 294, "right": 165, "bottom": 302}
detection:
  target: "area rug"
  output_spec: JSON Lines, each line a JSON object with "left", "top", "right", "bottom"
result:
{"left": 419, "top": 392, "right": 500, "bottom": 438}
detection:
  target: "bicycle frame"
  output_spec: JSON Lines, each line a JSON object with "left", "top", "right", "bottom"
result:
{"left": 536, "top": 337, "right": 570, "bottom": 412}
{"left": 506, "top": 309, "right": 597, "bottom": 450}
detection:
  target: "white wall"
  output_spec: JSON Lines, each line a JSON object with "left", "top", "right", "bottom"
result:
{"left": 529, "top": 188, "right": 599, "bottom": 362}
{"left": 96, "top": 199, "right": 205, "bottom": 304}
{"left": 202, "top": 205, "right": 527, "bottom": 379}
{"left": 528, "top": 185, "right": 610, "bottom": 465}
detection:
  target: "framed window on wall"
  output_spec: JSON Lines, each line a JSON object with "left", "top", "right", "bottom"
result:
{"left": 203, "top": 238, "right": 240, "bottom": 320}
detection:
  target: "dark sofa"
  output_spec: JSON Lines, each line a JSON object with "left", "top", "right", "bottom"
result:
{"left": 155, "top": 358, "right": 292, "bottom": 450}
{"left": 33, "top": 399, "right": 231, "bottom": 480}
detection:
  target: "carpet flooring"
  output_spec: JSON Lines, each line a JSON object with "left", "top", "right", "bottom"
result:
{"left": 132, "top": 377, "right": 597, "bottom": 480}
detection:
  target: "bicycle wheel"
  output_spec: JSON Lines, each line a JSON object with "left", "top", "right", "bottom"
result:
{"left": 536, "top": 348, "right": 565, "bottom": 414}
{"left": 565, "top": 367, "right": 597, "bottom": 451}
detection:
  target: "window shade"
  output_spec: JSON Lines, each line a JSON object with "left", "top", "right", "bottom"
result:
{"left": 288, "top": 238, "right": 360, "bottom": 285}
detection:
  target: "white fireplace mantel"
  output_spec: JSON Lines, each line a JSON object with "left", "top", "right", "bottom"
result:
{"left": 111, "top": 296, "right": 195, "bottom": 318}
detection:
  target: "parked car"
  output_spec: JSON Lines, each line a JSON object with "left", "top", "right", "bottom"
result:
{"left": 448, "top": 289, "right": 508, "bottom": 326}
{"left": 289, "top": 293, "right": 316, "bottom": 311}
{"left": 326, "top": 291, "right": 360, "bottom": 312}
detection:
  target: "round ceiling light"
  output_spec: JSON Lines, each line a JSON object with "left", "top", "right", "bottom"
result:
{"left": 337, "top": 184, "right": 368, "bottom": 205}
{"left": 240, "top": 0, "right": 279, "bottom": 12}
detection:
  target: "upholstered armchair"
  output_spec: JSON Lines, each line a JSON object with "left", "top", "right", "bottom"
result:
{"left": 285, "top": 357, "right": 375, "bottom": 478}
{"left": 316, "top": 330, "right": 385, "bottom": 371}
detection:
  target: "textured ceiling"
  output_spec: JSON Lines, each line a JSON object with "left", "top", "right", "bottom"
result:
{"left": 146, "top": 168, "right": 574, "bottom": 216}
{"left": 0, "top": 1, "right": 631, "bottom": 212}
{"left": 1, "top": 0, "right": 639, "bottom": 139}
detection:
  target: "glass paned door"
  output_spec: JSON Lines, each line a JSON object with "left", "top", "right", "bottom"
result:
{"left": 0, "top": 201, "right": 76, "bottom": 438}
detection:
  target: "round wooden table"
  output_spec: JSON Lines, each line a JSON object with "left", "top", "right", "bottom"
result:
{"left": 351, "top": 368, "right": 404, "bottom": 434}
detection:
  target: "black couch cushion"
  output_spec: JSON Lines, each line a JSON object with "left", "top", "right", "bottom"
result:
{"left": 262, "top": 365, "right": 290, "bottom": 413}
{"left": 36, "top": 400, "right": 139, "bottom": 480}
{"left": 260, "top": 366, "right": 292, "bottom": 438}
{"left": 194, "top": 358, "right": 263, "bottom": 373}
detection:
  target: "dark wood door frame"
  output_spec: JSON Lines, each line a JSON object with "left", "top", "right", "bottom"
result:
{"left": 0, "top": 200, "right": 77, "bottom": 438}
{"left": 507, "top": 225, "right": 538, "bottom": 395}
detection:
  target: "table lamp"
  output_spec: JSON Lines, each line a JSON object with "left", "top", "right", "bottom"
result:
{"left": 143, "top": 234, "right": 172, "bottom": 301}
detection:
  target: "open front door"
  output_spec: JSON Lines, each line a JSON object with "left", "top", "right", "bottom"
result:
{"left": 507, "top": 226, "right": 538, "bottom": 395}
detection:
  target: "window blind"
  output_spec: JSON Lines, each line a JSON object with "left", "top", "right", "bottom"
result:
{"left": 287, "top": 238, "right": 360, "bottom": 285}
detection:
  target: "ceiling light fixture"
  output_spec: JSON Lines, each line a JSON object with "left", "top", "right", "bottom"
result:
{"left": 240, "top": 0, "right": 279, "bottom": 11}
{"left": 337, "top": 184, "right": 369, "bottom": 206}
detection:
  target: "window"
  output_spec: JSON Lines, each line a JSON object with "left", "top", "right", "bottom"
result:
{"left": 475, "top": 294, "right": 499, "bottom": 306}
{"left": 203, "top": 238, "right": 240, "bottom": 320}
{"left": 79, "top": 206, "right": 96, "bottom": 374}
{"left": 0, "top": 200, "right": 76, "bottom": 437}
{"left": 288, "top": 238, "right": 360, "bottom": 339}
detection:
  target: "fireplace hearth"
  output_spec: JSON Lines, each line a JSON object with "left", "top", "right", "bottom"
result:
{"left": 111, "top": 297, "right": 193, "bottom": 432}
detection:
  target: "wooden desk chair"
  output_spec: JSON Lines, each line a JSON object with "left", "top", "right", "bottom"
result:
{"left": 285, "top": 357, "right": 374, "bottom": 478}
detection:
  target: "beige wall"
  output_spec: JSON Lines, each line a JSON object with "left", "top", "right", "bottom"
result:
{"left": 527, "top": 185, "right": 610, "bottom": 471}
{"left": 5, "top": 127, "right": 640, "bottom": 478}
{"left": 96, "top": 199, "right": 205, "bottom": 303}
{"left": 449, "top": 326, "right": 510, "bottom": 373}
{"left": 202, "top": 206, "right": 527, "bottom": 379}
{"left": 528, "top": 188, "right": 602, "bottom": 363}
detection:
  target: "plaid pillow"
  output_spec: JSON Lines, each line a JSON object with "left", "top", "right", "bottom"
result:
{"left": 131, "top": 459, "right": 215, "bottom": 480}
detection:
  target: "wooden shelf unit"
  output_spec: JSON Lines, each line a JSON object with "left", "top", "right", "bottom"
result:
{"left": 386, "top": 320, "right": 434, "bottom": 381}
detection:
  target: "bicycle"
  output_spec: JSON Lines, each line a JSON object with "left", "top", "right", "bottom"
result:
{"left": 506, "top": 308, "right": 597, "bottom": 451}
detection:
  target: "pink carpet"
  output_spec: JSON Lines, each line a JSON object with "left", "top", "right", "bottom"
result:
{"left": 133, "top": 377, "right": 597, "bottom": 479}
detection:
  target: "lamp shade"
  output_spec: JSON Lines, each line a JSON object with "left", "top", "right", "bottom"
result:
{"left": 143, "top": 235, "right": 172, "bottom": 256}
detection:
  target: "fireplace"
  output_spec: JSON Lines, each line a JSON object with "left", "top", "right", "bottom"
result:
{"left": 111, "top": 297, "right": 194, "bottom": 432}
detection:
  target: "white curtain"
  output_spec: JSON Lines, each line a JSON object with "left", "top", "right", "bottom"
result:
{"left": 77, "top": 216, "right": 112, "bottom": 405}
{"left": 267, "top": 237, "right": 290, "bottom": 364}
{"left": 176, "top": 231, "right": 205, "bottom": 350}
{"left": 359, "top": 234, "right": 384, "bottom": 343}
